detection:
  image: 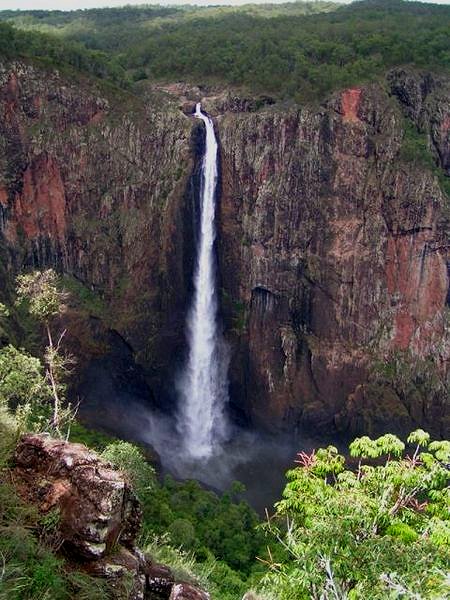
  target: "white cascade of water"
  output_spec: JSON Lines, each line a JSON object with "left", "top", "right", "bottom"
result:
{"left": 177, "top": 102, "right": 229, "bottom": 459}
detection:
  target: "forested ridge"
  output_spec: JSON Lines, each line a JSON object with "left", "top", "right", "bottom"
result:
{"left": 1, "top": 0, "right": 449, "bottom": 101}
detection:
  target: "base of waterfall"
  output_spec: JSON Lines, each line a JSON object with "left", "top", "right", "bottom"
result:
{"left": 78, "top": 391, "right": 328, "bottom": 514}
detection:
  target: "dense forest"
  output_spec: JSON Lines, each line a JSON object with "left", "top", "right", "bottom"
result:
{"left": 1, "top": 1, "right": 449, "bottom": 101}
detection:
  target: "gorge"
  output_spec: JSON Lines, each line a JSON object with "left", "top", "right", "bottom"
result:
{"left": 0, "top": 2, "right": 449, "bottom": 597}
{"left": 0, "top": 60, "right": 449, "bottom": 501}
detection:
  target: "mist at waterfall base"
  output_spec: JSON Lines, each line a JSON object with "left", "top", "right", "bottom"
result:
{"left": 79, "top": 386, "right": 317, "bottom": 513}
{"left": 76, "top": 328, "right": 328, "bottom": 512}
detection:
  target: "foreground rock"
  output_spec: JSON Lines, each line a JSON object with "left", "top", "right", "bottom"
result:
{"left": 13, "top": 434, "right": 210, "bottom": 600}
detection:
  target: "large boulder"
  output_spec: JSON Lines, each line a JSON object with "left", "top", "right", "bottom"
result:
{"left": 14, "top": 433, "right": 141, "bottom": 559}
{"left": 12, "top": 433, "right": 210, "bottom": 600}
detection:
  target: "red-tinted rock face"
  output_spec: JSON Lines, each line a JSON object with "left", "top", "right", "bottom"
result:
{"left": 341, "top": 87, "right": 362, "bottom": 122}
{"left": 386, "top": 232, "right": 448, "bottom": 352}
{"left": 11, "top": 153, "right": 66, "bottom": 242}
{"left": 217, "top": 73, "right": 450, "bottom": 437}
{"left": 0, "top": 61, "right": 195, "bottom": 401}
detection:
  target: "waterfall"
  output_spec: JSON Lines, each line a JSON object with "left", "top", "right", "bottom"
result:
{"left": 177, "top": 102, "right": 229, "bottom": 459}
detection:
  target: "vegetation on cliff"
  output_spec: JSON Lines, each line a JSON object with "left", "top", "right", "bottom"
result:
{"left": 0, "top": 271, "right": 265, "bottom": 598}
{"left": 0, "top": 21, "right": 126, "bottom": 85}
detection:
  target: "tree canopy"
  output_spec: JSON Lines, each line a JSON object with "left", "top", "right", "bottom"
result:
{"left": 0, "top": 1, "right": 449, "bottom": 101}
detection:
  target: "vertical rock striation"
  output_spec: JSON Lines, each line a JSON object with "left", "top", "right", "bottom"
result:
{"left": 0, "top": 60, "right": 448, "bottom": 438}
{"left": 0, "top": 61, "right": 196, "bottom": 403}
{"left": 217, "top": 70, "right": 450, "bottom": 437}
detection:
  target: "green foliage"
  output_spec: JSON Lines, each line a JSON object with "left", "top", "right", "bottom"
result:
{"left": 101, "top": 440, "right": 265, "bottom": 597}
{"left": 101, "top": 441, "right": 156, "bottom": 503}
{"left": 118, "top": 0, "right": 450, "bottom": 101}
{"left": 168, "top": 518, "right": 196, "bottom": 551}
{"left": 141, "top": 474, "right": 265, "bottom": 575}
{"left": 0, "top": 20, "right": 127, "bottom": 87}
{"left": 15, "top": 270, "right": 75, "bottom": 434}
{"left": 68, "top": 420, "right": 117, "bottom": 451}
{"left": 16, "top": 270, "right": 67, "bottom": 325}
{"left": 400, "top": 120, "right": 436, "bottom": 169}
{"left": 61, "top": 275, "right": 106, "bottom": 317}
{"left": 143, "top": 536, "right": 250, "bottom": 600}
{"left": 1, "top": 1, "right": 449, "bottom": 101}
{"left": 260, "top": 431, "right": 450, "bottom": 599}
{"left": 0, "top": 344, "right": 51, "bottom": 408}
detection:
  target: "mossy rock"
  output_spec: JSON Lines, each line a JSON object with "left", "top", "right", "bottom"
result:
{"left": 339, "top": 383, "right": 411, "bottom": 437}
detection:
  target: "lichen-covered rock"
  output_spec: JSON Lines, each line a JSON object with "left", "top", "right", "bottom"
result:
{"left": 145, "top": 563, "right": 175, "bottom": 599}
{"left": 12, "top": 434, "right": 210, "bottom": 600}
{"left": 14, "top": 433, "right": 141, "bottom": 559}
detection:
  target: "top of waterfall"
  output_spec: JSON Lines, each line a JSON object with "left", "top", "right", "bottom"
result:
{"left": 194, "top": 102, "right": 202, "bottom": 117}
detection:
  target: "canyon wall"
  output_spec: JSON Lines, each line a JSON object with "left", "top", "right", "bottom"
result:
{"left": 217, "top": 71, "right": 450, "bottom": 437}
{"left": 0, "top": 61, "right": 197, "bottom": 404}
{"left": 0, "top": 61, "right": 448, "bottom": 438}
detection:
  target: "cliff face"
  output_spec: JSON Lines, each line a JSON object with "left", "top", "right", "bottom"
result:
{"left": 217, "top": 72, "right": 450, "bottom": 437}
{"left": 0, "top": 61, "right": 196, "bottom": 403}
{"left": 0, "top": 61, "right": 448, "bottom": 438}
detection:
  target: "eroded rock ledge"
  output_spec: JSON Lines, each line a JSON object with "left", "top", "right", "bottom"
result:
{"left": 13, "top": 434, "right": 209, "bottom": 600}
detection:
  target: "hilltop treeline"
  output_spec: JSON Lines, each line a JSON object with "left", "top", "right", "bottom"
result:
{"left": 0, "top": 21, "right": 126, "bottom": 85}
{"left": 1, "top": 1, "right": 449, "bottom": 101}
{"left": 122, "top": 0, "right": 450, "bottom": 100}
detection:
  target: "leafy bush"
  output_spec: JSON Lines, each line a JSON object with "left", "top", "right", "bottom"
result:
{"left": 258, "top": 431, "right": 450, "bottom": 599}
{"left": 101, "top": 441, "right": 156, "bottom": 502}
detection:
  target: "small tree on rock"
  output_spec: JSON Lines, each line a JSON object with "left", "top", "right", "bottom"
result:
{"left": 16, "top": 270, "right": 73, "bottom": 431}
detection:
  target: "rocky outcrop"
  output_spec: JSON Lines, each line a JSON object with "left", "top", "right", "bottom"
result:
{"left": 14, "top": 434, "right": 141, "bottom": 559}
{"left": 0, "top": 60, "right": 448, "bottom": 439}
{"left": 12, "top": 434, "right": 209, "bottom": 600}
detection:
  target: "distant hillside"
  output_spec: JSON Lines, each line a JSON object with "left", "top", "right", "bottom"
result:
{"left": 1, "top": 1, "right": 449, "bottom": 101}
{"left": 0, "top": 21, "right": 127, "bottom": 86}
{"left": 0, "top": 2, "right": 338, "bottom": 52}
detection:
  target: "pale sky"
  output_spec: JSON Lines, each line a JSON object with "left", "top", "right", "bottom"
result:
{"left": 0, "top": 0, "right": 448, "bottom": 12}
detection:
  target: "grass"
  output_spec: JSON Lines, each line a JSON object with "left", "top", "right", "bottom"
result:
{"left": 0, "top": 407, "right": 113, "bottom": 600}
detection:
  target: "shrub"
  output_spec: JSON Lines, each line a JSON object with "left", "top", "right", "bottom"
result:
{"left": 258, "top": 430, "right": 450, "bottom": 599}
